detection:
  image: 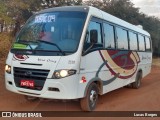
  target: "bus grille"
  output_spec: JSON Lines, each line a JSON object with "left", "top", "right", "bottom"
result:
{"left": 14, "top": 67, "right": 50, "bottom": 91}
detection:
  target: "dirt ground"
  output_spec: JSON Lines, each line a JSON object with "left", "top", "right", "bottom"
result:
{"left": 0, "top": 59, "right": 160, "bottom": 119}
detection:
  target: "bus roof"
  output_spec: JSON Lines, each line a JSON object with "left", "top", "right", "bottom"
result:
{"left": 88, "top": 6, "right": 150, "bottom": 36}
{"left": 37, "top": 6, "right": 150, "bottom": 36}
{"left": 38, "top": 6, "right": 89, "bottom": 13}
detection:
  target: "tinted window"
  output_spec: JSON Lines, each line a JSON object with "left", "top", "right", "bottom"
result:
{"left": 129, "top": 32, "right": 138, "bottom": 50}
{"left": 84, "top": 21, "right": 103, "bottom": 50}
{"left": 145, "top": 37, "right": 151, "bottom": 51}
{"left": 104, "top": 23, "right": 115, "bottom": 49}
{"left": 87, "top": 21, "right": 102, "bottom": 44}
{"left": 138, "top": 35, "right": 145, "bottom": 51}
{"left": 116, "top": 27, "right": 128, "bottom": 49}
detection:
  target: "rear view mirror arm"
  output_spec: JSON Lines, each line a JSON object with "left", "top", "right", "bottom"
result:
{"left": 82, "top": 43, "right": 94, "bottom": 56}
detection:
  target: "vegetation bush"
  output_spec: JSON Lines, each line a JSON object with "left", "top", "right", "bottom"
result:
{"left": 0, "top": 33, "right": 12, "bottom": 59}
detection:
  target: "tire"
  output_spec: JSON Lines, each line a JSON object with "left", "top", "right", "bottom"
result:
{"left": 132, "top": 71, "right": 142, "bottom": 89}
{"left": 24, "top": 95, "right": 39, "bottom": 102}
{"left": 80, "top": 83, "right": 99, "bottom": 111}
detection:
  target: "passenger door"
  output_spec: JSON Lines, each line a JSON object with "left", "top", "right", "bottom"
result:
{"left": 78, "top": 17, "right": 104, "bottom": 96}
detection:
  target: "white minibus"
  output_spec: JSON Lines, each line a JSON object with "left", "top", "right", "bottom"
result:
{"left": 5, "top": 6, "right": 152, "bottom": 111}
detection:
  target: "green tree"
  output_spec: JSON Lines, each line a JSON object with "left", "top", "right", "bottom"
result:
{"left": 0, "top": 1, "right": 12, "bottom": 23}
{"left": 41, "top": 0, "right": 82, "bottom": 8}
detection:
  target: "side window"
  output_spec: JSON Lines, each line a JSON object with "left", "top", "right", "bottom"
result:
{"left": 129, "top": 32, "right": 138, "bottom": 50}
{"left": 87, "top": 21, "right": 102, "bottom": 44}
{"left": 138, "top": 35, "right": 145, "bottom": 51}
{"left": 104, "top": 23, "right": 115, "bottom": 49}
{"left": 116, "top": 27, "right": 128, "bottom": 49}
{"left": 83, "top": 20, "right": 103, "bottom": 51}
{"left": 145, "top": 36, "right": 151, "bottom": 51}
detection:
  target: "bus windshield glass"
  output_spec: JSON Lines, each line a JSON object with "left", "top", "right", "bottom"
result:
{"left": 12, "top": 11, "right": 87, "bottom": 55}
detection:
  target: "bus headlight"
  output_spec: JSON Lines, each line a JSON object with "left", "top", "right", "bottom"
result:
{"left": 53, "top": 69, "right": 76, "bottom": 79}
{"left": 5, "top": 64, "right": 11, "bottom": 74}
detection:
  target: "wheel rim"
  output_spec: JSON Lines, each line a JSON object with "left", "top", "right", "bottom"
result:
{"left": 89, "top": 90, "right": 97, "bottom": 107}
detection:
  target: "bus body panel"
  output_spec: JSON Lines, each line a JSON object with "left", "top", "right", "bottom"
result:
{"left": 78, "top": 49, "right": 152, "bottom": 96}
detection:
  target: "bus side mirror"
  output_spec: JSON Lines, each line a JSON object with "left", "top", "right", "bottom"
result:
{"left": 82, "top": 30, "right": 98, "bottom": 56}
{"left": 90, "top": 29, "right": 98, "bottom": 44}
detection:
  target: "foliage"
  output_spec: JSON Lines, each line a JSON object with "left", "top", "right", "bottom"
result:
{"left": 41, "top": 0, "right": 82, "bottom": 7}
{"left": 1, "top": 0, "right": 160, "bottom": 56}
{"left": 0, "top": 1, "right": 12, "bottom": 23}
{"left": 0, "top": 33, "right": 12, "bottom": 58}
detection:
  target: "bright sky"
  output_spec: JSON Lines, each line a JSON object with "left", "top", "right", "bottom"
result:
{"left": 131, "top": 0, "right": 160, "bottom": 18}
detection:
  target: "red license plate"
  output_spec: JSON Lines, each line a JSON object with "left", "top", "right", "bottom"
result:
{"left": 20, "top": 80, "right": 34, "bottom": 88}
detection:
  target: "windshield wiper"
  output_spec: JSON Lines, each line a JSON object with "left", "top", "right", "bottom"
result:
{"left": 13, "top": 40, "right": 35, "bottom": 54}
{"left": 38, "top": 40, "right": 65, "bottom": 55}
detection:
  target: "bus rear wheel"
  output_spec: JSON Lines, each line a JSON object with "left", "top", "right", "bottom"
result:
{"left": 132, "top": 71, "right": 142, "bottom": 89}
{"left": 80, "top": 83, "right": 98, "bottom": 111}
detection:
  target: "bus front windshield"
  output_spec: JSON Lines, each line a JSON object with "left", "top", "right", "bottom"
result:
{"left": 13, "top": 11, "right": 87, "bottom": 56}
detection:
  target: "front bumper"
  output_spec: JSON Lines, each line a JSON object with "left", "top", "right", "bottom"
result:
{"left": 5, "top": 73, "right": 80, "bottom": 99}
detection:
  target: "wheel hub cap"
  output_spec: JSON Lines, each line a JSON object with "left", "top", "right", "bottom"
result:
{"left": 90, "top": 90, "right": 97, "bottom": 107}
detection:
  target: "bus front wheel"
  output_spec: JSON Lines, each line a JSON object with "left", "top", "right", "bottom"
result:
{"left": 80, "top": 83, "right": 98, "bottom": 111}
